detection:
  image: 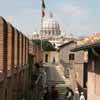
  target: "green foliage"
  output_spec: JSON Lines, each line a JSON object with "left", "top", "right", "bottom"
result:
{"left": 32, "top": 39, "right": 56, "bottom": 51}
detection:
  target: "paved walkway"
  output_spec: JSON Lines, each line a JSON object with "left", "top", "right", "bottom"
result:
{"left": 44, "top": 63, "right": 71, "bottom": 87}
{"left": 44, "top": 63, "right": 74, "bottom": 100}
{"left": 45, "top": 65, "right": 65, "bottom": 86}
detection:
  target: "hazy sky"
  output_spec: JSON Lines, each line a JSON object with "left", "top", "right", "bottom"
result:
{"left": 0, "top": 0, "right": 100, "bottom": 36}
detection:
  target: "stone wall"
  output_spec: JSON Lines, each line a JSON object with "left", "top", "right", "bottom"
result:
{"left": 43, "top": 51, "right": 59, "bottom": 64}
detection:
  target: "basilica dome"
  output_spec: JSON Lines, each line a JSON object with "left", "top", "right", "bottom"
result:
{"left": 40, "top": 16, "right": 61, "bottom": 38}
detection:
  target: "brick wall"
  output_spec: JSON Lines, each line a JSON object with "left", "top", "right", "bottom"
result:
{"left": 0, "top": 17, "right": 8, "bottom": 75}
{"left": 0, "top": 17, "right": 30, "bottom": 100}
{"left": 0, "top": 17, "right": 43, "bottom": 100}
{"left": 14, "top": 29, "right": 18, "bottom": 66}
{"left": 7, "top": 23, "right": 12, "bottom": 71}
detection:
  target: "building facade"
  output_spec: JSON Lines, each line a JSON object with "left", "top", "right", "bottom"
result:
{"left": 59, "top": 41, "right": 88, "bottom": 90}
{"left": 43, "top": 51, "right": 59, "bottom": 64}
{"left": 72, "top": 33, "right": 100, "bottom": 100}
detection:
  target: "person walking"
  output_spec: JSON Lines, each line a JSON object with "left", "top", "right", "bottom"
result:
{"left": 74, "top": 88, "right": 79, "bottom": 100}
{"left": 80, "top": 92, "right": 85, "bottom": 100}
{"left": 43, "top": 87, "right": 51, "bottom": 100}
{"left": 65, "top": 87, "right": 69, "bottom": 100}
{"left": 41, "top": 68, "right": 47, "bottom": 89}
{"left": 51, "top": 85, "right": 59, "bottom": 100}
{"left": 65, "top": 87, "right": 74, "bottom": 100}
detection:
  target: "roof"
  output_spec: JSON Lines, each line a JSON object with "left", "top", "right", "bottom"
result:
{"left": 71, "top": 40, "right": 100, "bottom": 52}
{"left": 59, "top": 40, "right": 76, "bottom": 48}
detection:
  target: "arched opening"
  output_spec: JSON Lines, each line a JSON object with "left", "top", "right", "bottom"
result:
{"left": 45, "top": 54, "right": 48, "bottom": 63}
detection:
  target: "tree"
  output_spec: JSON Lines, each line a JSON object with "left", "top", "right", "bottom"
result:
{"left": 32, "top": 39, "right": 56, "bottom": 51}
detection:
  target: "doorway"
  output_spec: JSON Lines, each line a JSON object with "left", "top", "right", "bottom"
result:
{"left": 45, "top": 54, "right": 48, "bottom": 63}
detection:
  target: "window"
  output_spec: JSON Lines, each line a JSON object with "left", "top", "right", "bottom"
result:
{"left": 69, "top": 53, "right": 75, "bottom": 60}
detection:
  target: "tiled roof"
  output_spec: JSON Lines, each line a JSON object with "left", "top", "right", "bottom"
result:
{"left": 58, "top": 40, "right": 76, "bottom": 48}
{"left": 71, "top": 33, "right": 100, "bottom": 52}
{"left": 72, "top": 40, "right": 100, "bottom": 52}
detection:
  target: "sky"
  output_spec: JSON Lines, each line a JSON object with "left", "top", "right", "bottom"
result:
{"left": 0, "top": 0, "right": 100, "bottom": 37}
